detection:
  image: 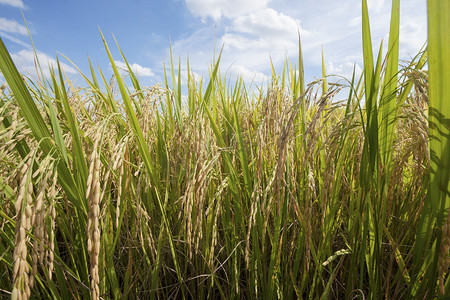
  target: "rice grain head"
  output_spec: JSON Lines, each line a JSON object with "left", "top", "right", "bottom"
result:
{"left": 12, "top": 154, "right": 34, "bottom": 300}
{"left": 30, "top": 156, "right": 54, "bottom": 288}
{"left": 86, "top": 132, "right": 102, "bottom": 300}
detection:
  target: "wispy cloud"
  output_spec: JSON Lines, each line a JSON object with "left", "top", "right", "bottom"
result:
{"left": 185, "top": 0, "right": 270, "bottom": 20}
{"left": 170, "top": 6, "right": 309, "bottom": 86}
{"left": 0, "top": 31, "right": 30, "bottom": 47}
{"left": 228, "top": 64, "right": 267, "bottom": 84}
{"left": 232, "top": 8, "right": 300, "bottom": 38}
{"left": 221, "top": 8, "right": 312, "bottom": 64}
{"left": 0, "top": 0, "right": 25, "bottom": 9}
{"left": 113, "top": 60, "right": 155, "bottom": 77}
{"left": 367, "top": 0, "right": 386, "bottom": 12}
{"left": 0, "top": 17, "right": 28, "bottom": 35}
{"left": 10, "top": 49, "right": 77, "bottom": 79}
{"left": 170, "top": 0, "right": 427, "bottom": 90}
{"left": 399, "top": 13, "right": 427, "bottom": 59}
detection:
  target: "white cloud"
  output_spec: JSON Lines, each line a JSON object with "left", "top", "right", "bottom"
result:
{"left": 180, "top": 69, "right": 202, "bottom": 85}
{"left": 326, "top": 61, "right": 363, "bottom": 82}
{"left": 185, "top": 0, "right": 270, "bottom": 20}
{"left": 228, "top": 64, "right": 267, "bottom": 85}
{"left": 210, "top": 8, "right": 311, "bottom": 70}
{"left": 174, "top": 0, "right": 426, "bottom": 91}
{"left": 170, "top": 8, "right": 310, "bottom": 89}
{"left": 10, "top": 49, "right": 77, "bottom": 79}
{"left": 220, "top": 33, "right": 265, "bottom": 51}
{"left": 0, "top": 31, "right": 29, "bottom": 47}
{"left": 0, "top": 17, "right": 28, "bottom": 35}
{"left": 367, "top": 0, "right": 386, "bottom": 13}
{"left": 0, "top": 0, "right": 25, "bottom": 8}
{"left": 214, "top": 8, "right": 312, "bottom": 75}
{"left": 231, "top": 8, "right": 307, "bottom": 41}
{"left": 399, "top": 10, "right": 427, "bottom": 59}
{"left": 113, "top": 60, "right": 154, "bottom": 77}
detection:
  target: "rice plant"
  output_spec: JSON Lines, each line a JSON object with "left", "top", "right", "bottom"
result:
{"left": 0, "top": 0, "right": 448, "bottom": 299}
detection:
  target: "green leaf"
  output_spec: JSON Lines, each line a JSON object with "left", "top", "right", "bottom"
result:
{"left": 0, "top": 37, "right": 84, "bottom": 212}
{"left": 379, "top": 0, "right": 400, "bottom": 165}
{"left": 412, "top": 1, "right": 450, "bottom": 297}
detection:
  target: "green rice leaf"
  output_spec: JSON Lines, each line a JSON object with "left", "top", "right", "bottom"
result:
{"left": 321, "top": 46, "right": 327, "bottom": 94}
{"left": 412, "top": 1, "right": 450, "bottom": 297}
{"left": 100, "top": 30, "right": 158, "bottom": 188}
{"left": 0, "top": 37, "right": 83, "bottom": 211}
{"left": 56, "top": 58, "right": 88, "bottom": 190}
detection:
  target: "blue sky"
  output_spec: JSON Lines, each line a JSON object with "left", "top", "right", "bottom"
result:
{"left": 0, "top": 0, "right": 427, "bottom": 90}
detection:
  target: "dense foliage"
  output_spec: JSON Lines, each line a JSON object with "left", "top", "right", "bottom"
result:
{"left": 0, "top": 0, "right": 448, "bottom": 299}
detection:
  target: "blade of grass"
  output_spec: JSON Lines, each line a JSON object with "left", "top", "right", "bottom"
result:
{"left": 100, "top": 31, "right": 187, "bottom": 297}
{"left": 359, "top": 1, "right": 382, "bottom": 297}
{"left": 56, "top": 58, "right": 89, "bottom": 195}
{"left": 0, "top": 37, "right": 84, "bottom": 211}
{"left": 379, "top": 0, "right": 400, "bottom": 166}
{"left": 200, "top": 47, "right": 238, "bottom": 194}
{"left": 114, "top": 35, "right": 143, "bottom": 115}
{"left": 48, "top": 66, "right": 69, "bottom": 165}
{"left": 321, "top": 45, "right": 327, "bottom": 94}
{"left": 412, "top": 1, "right": 450, "bottom": 297}
{"left": 169, "top": 43, "right": 183, "bottom": 127}
{"left": 163, "top": 59, "right": 175, "bottom": 130}
{"left": 99, "top": 31, "right": 158, "bottom": 188}
{"left": 232, "top": 77, "right": 252, "bottom": 197}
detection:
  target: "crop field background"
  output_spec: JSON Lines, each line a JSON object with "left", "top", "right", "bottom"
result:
{"left": 0, "top": 0, "right": 449, "bottom": 299}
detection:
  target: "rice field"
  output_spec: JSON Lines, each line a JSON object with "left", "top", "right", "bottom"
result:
{"left": 0, "top": 0, "right": 448, "bottom": 299}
